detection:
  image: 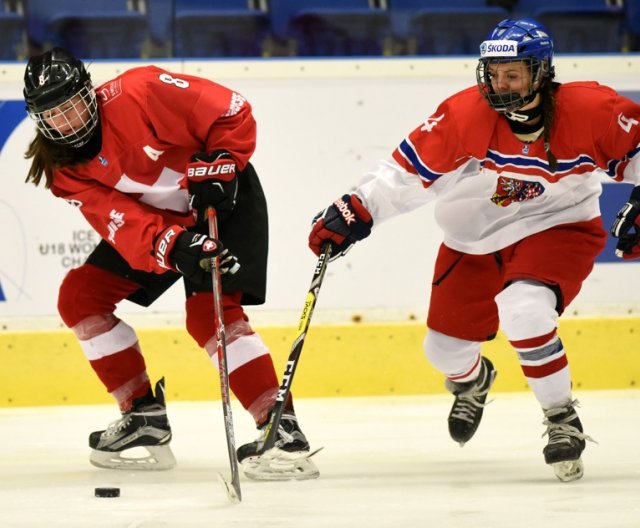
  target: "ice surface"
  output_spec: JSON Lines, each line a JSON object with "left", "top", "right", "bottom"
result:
{"left": 1, "top": 391, "right": 639, "bottom": 527}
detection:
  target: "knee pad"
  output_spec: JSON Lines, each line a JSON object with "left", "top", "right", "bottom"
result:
{"left": 58, "top": 265, "right": 138, "bottom": 327}
{"left": 58, "top": 267, "right": 92, "bottom": 327}
{"left": 424, "top": 329, "right": 482, "bottom": 379}
{"left": 185, "top": 291, "right": 249, "bottom": 347}
{"left": 495, "top": 280, "right": 558, "bottom": 342}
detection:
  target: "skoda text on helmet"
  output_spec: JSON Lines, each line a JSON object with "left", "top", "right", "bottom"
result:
{"left": 23, "top": 47, "right": 99, "bottom": 148}
{"left": 476, "top": 18, "right": 555, "bottom": 114}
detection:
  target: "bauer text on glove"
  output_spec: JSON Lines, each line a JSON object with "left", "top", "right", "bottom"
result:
{"left": 308, "top": 194, "right": 373, "bottom": 260}
{"left": 184, "top": 150, "right": 238, "bottom": 223}
{"left": 154, "top": 226, "right": 240, "bottom": 284}
{"left": 610, "top": 185, "right": 640, "bottom": 259}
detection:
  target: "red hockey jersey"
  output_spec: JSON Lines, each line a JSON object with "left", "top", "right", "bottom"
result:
{"left": 50, "top": 66, "right": 256, "bottom": 273}
{"left": 356, "top": 82, "right": 640, "bottom": 254}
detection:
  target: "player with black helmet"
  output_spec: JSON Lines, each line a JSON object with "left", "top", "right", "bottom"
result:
{"left": 23, "top": 47, "right": 318, "bottom": 480}
{"left": 24, "top": 48, "right": 99, "bottom": 150}
{"left": 308, "top": 18, "right": 640, "bottom": 482}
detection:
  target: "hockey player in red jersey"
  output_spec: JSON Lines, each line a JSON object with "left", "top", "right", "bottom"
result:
{"left": 23, "top": 48, "right": 317, "bottom": 480}
{"left": 309, "top": 18, "right": 640, "bottom": 482}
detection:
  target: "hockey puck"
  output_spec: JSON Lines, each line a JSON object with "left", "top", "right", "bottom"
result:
{"left": 94, "top": 487, "right": 120, "bottom": 498}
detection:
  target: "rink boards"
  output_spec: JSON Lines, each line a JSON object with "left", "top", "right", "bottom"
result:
{"left": 1, "top": 56, "right": 639, "bottom": 407}
{"left": 1, "top": 318, "right": 639, "bottom": 407}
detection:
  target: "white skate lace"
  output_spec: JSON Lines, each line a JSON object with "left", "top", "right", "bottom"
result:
{"left": 253, "top": 423, "right": 295, "bottom": 447}
{"left": 274, "top": 426, "right": 296, "bottom": 448}
{"left": 252, "top": 415, "right": 300, "bottom": 451}
{"left": 102, "top": 407, "right": 167, "bottom": 438}
{"left": 450, "top": 386, "right": 493, "bottom": 424}
{"left": 542, "top": 399, "right": 595, "bottom": 445}
{"left": 103, "top": 414, "right": 133, "bottom": 437}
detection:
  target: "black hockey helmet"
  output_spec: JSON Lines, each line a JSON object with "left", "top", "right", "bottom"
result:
{"left": 23, "top": 47, "right": 99, "bottom": 148}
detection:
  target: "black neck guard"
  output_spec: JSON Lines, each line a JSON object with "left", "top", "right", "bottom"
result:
{"left": 71, "top": 124, "right": 103, "bottom": 164}
{"left": 505, "top": 104, "right": 543, "bottom": 123}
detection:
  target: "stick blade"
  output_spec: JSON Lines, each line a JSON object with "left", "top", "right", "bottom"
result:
{"left": 218, "top": 472, "right": 241, "bottom": 503}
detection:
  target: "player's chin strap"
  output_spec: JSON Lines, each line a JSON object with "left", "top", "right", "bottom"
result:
{"left": 505, "top": 103, "right": 543, "bottom": 123}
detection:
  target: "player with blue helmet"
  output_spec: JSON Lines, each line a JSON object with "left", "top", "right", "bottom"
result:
{"left": 477, "top": 18, "right": 555, "bottom": 114}
{"left": 309, "top": 17, "right": 640, "bottom": 482}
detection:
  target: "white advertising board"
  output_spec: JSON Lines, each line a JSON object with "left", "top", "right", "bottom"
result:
{"left": 0, "top": 56, "right": 638, "bottom": 323}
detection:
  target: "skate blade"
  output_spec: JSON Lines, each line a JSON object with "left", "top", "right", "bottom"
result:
{"left": 550, "top": 458, "right": 584, "bottom": 482}
{"left": 241, "top": 448, "right": 322, "bottom": 481}
{"left": 90, "top": 445, "right": 177, "bottom": 471}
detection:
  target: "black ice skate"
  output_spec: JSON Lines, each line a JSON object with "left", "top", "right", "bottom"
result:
{"left": 542, "top": 400, "right": 593, "bottom": 482}
{"left": 89, "top": 378, "right": 176, "bottom": 470}
{"left": 237, "top": 411, "right": 320, "bottom": 481}
{"left": 445, "top": 357, "right": 497, "bottom": 446}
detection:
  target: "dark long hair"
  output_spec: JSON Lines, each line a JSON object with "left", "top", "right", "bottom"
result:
{"left": 540, "top": 81, "right": 559, "bottom": 173}
{"left": 24, "top": 133, "right": 75, "bottom": 188}
{"left": 24, "top": 128, "right": 100, "bottom": 188}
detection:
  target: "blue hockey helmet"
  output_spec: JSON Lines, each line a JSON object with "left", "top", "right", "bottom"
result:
{"left": 476, "top": 18, "right": 555, "bottom": 114}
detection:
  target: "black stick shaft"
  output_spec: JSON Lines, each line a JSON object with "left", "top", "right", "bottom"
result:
{"left": 262, "top": 244, "right": 332, "bottom": 452}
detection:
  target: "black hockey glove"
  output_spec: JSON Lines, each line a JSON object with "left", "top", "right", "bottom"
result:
{"left": 185, "top": 150, "right": 238, "bottom": 223}
{"left": 309, "top": 194, "right": 373, "bottom": 261}
{"left": 154, "top": 226, "right": 240, "bottom": 285}
{"left": 610, "top": 185, "right": 640, "bottom": 260}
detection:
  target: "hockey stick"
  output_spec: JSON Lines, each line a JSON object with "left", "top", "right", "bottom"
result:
{"left": 261, "top": 243, "right": 332, "bottom": 454}
{"left": 207, "top": 206, "right": 241, "bottom": 504}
